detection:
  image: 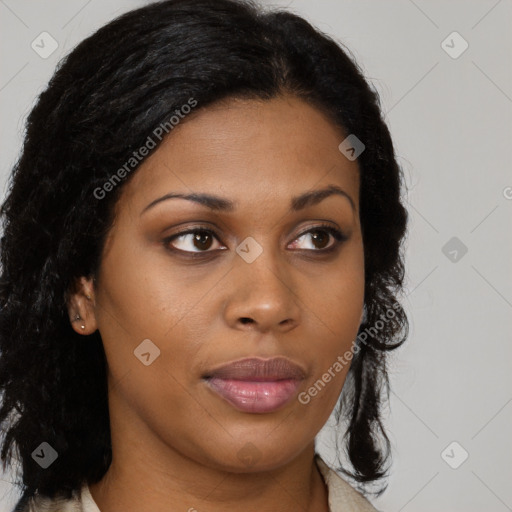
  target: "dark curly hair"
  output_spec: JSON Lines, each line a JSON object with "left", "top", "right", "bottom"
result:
{"left": 0, "top": 0, "right": 408, "bottom": 505}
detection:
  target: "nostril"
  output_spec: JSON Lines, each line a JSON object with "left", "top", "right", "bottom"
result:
{"left": 239, "top": 317, "right": 253, "bottom": 325}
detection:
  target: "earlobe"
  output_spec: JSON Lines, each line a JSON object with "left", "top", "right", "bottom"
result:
{"left": 67, "top": 275, "right": 98, "bottom": 335}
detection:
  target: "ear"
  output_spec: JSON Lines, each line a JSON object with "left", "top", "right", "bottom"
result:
{"left": 66, "top": 275, "right": 98, "bottom": 335}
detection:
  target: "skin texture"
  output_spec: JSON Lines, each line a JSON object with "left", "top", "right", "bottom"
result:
{"left": 68, "top": 94, "right": 364, "bottom": 512}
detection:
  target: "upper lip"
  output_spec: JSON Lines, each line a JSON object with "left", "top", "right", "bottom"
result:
{"left": 203, "top": 357, "right": 306, "bottom": 381}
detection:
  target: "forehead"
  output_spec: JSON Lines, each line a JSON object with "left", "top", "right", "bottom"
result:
{"left": 119, "top": 95, "right": 360, "bottom": 212}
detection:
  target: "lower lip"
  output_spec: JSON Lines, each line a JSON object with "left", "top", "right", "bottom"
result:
{"left": 205, "top": 378, "right": 302, "bottom": 413}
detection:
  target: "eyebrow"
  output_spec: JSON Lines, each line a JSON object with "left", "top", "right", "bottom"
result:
{"left": 140, "top": 184, "right": 355, "bottom": 215}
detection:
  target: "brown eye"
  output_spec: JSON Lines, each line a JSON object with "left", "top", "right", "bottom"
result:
{"left": 289, "top": 225, "right": 346, "bottom": 251}
{"left": 309, "top": 230, "right": 330, "bottom": 249}
{"left": 165, "top": 229, "right": 225, "bottom": 253}
{"left": 190, "top": 231, "right": 214, "bottom": 251}
{"left": 164, "top": 224, "right": 346, "bottom": 257}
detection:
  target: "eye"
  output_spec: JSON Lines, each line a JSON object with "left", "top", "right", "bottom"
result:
{"left": 164, "top": 228, "right": 226, "bottom": 254}
{"left": 163, "top": 224, "right": 346, "bottom": 255}
{"left": 289, "top": 224, "right": 346, "bottom": 251}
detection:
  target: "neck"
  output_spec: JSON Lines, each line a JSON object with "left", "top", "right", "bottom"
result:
{"left": 89, "top": 416, "right": 329, "bottom": 512}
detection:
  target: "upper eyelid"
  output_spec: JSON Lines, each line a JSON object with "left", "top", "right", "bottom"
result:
{"left": 168, "top": 224, "right": 340, "bottom": 239}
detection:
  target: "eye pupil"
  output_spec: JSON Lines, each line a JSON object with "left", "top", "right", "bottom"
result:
{"left": 194, "top": 231, "right": 212, "bottom": 250}
{"left": 311, "top": 230, "right": 329, "bottom": 249}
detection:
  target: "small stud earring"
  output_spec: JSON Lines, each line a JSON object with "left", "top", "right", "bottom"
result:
{"left": 81, "top": 325, "right": 85, "bottom": 330}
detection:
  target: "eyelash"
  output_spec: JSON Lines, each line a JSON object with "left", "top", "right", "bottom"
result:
{"left": 162, "top": 223, "right": 347, "bottom": 257}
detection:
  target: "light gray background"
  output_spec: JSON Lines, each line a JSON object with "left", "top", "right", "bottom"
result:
{"left": 1, "top": 1, "right": 511, "bottom": 511}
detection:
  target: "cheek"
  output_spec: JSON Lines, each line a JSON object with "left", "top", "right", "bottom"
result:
{"left": 94, "top": 241, "right": 214, "bottom": 398}
{"left": 300, "top": 244, "right": 364, "bottom": 400}
{"left": 96, "top": 233, "right": 212, "bottom": 340}
{"left": 308, "top": 243, "right": 365, "bottom": 339}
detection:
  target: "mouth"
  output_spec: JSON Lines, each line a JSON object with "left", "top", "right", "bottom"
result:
{"left": 202, "top": 357, "right": 306, "bottom": 414}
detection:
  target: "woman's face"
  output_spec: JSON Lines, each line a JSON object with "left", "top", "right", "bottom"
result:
{"left": 80, "top": 95, "right": 364, "bottom": 472}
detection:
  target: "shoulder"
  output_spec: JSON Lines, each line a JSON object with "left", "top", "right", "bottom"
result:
{"left": 315, "top": 455, "right": 381, "bottom": 512}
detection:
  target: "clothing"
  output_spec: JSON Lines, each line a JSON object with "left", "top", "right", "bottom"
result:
{"left": 13, "top": 454, "right": 379, "bottom": 511}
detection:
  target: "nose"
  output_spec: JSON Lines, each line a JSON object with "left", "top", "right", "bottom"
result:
{"left": 223, "top": 250, "right": 301, "bottom": 334}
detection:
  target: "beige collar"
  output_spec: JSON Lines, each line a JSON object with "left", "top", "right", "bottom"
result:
{"left": 314, "top": 454, "right": 379, "bottom": 511}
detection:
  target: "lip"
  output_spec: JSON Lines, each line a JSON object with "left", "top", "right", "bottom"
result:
{"left": 203, "top": 357, "right": 306, "bottom": 414}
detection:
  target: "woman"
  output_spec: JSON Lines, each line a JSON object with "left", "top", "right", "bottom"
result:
{"left": 0, "top": 0, "right": 408, "bottom": 510}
